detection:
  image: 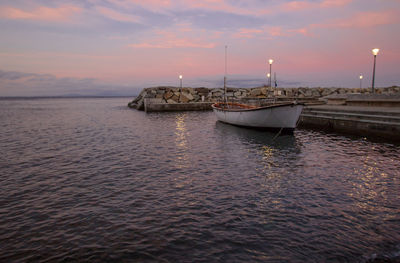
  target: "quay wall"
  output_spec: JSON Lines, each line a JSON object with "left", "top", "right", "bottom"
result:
{"left": 299, "top": 105, "right": 400, "bottom": 141}
{"left": 128, "top": 86, "right": 400, "bottom": 111}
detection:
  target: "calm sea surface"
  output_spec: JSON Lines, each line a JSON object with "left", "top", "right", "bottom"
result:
{"left": 1, "top": 97, "right": 400, "bottom": 262}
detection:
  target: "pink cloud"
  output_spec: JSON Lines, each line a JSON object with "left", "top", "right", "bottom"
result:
{"left": 0, "top": 5, "right": 81, "bottom": 22}
{"left": 108, "top": 0, "right": 272, "bottom": 17}
{"left": 96, "top": 6, "right": 141, "bottom": 23}
{"left": 233, "top": 28, "right": 264, "bottom": 39}
{"left": 320, "top": 0, "right": 352, "bottom": 8}
{"left": 183, "top": 0, "right": 272, "bottom": 16}
{"left": 210, "top": 31, "right": 224, "bottom": 39}
{"left": 310, "top": 10, "right": 399, "bottom": 29}
{"left": 102, "top": 0, "right": 172, "bottom": 13}
{"left": 129, "top": 39, "right": 215, "bottom": 49}
{"left": 128, "top": 28, "right": 217, "bottom": 49}
{"left": 232, "top": 25, "right": 313, "bottom": 39}
{"left": 268, "top": 27, "right": 287, "bottom": 37}
{"left": 287, "top": 27, "right": 312, "bottom": 36}
{"left": 120, "top": 0, "right": 171, "bottom": 9}
{"left": 91, "top": 0, "right": 272, "bottom": 17}
{"left": 281, "top": 0, "right": 352, "bottom": 12}
{"left": 175, "top": 23, "right": 193, "bottom": 33}
{"left": 281, "top": 1, "right": 313, "bottom": 11}
{"left": 327, "top": 10, "right": 398, "bottom": 28}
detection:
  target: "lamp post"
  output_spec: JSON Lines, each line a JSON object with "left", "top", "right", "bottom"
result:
{"left": 267, "top": 73, "right": 271, "bottom": 87}
{"left": 359, "top": 74, "right": 363, "bottom": 89}
{"left": 179, "top": 75, "right": 183, "bottom": 89}
{"left": 371, "top": 48, "right": 379, "bottom": 93}
{"left": 268, "top": 59, "right": 273, "bottom": 87}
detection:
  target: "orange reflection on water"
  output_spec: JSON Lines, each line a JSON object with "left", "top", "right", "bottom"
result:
{"left": 348, "top": 153, "right": 389, "bottom": 212}
{"left": 174, "top": 113, "right": 191, "bottom": 179}
{"left": 175, "top": 113, "right": 188, "bottom": 150}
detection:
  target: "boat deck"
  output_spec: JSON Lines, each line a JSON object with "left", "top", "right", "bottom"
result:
{"left": 212, "top": 102, "right": 301, "bottom": 111}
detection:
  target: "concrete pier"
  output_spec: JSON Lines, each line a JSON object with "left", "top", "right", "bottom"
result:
{"left": 299, "top": 95, "right": 400, "bottom": 141}
{"left": 144, "top": 98, "right": 212, "bottom": 112}
{"left": 129, "top": 87, "right": 400, "bottom": 142}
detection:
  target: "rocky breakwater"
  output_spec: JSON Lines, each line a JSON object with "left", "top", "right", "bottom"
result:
{"left": 128, "top": 87, "right": 209, "bottom": 111}
{"left": 128, "top": 86, "right": 400, "bottom": 111}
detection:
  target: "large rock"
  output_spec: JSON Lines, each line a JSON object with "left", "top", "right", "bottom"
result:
{"left": 182, "top": 87, "right": 194, "bottom": 94}
{"left": 180, "top": 92, "right": 193, "bottom": 102}
{"left": 210, "top": 88, "right": 223, "bottom": 94}
{"left": 195, "top": 87, "right": 209, "bottom": 95}
{"left": 185, "top": 92, "right": 194, "bottom": 100}
{"left": 311, "top": 89, "right": 320, "bottom": 97}
{"left": 321, "top": 89, "right": 332, "bottom": 96}
{"left": 260, "top": 87, "right": 267, "bottom": 95}
{"left": 250, "top": 88, "right": 262, "bottom": 97}
{"left": 212, "top": 92, "right": 223, "bottom": 97}
{"left": 164, "top": 90, "right": 174, "bottom": 100}
{"left": 146, "top": 92, "right": 156, "bottom": 98}
{"left": 226, "top": 92, "right": 234, "bottom": 97}
{"left": 169, "top": 94, "right": 179, "bottom": 103}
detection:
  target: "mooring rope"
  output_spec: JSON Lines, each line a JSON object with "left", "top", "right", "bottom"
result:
{"left": 272, "top": 127, "right": 284, "bottom": 141}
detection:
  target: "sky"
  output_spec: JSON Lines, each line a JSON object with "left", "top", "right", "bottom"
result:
{"left": 0, "top": 0, "right": 399, "bottom": 96}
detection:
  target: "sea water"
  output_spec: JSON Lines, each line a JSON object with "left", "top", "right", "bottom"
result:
{"left": 1, "top": 97, "right": 399, "bottom": 262}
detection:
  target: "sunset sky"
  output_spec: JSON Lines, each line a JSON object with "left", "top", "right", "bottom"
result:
{"left": 0, "top": 0, "right": 399, "bottom": 96}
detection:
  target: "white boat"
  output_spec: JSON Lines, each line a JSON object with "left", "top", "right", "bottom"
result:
{"left": 212, "top": 46, "right": 304, "bottom": 132}
{"left": 212, "top": 102, "right": 304, "bottom": 132}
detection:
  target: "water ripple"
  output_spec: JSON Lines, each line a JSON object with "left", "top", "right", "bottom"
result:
{"left": 1, "top": 98, "right": 400, "bottom": 262}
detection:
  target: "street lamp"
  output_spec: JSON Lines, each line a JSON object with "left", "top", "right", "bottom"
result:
{"left": 179, "top": 75, "right": 183, "bottom": 89}
{"left": 268, "top": 59, "right": 273, "bottom": 87}
{"left": 359, "top": 74, "right": 363, "bottom": 89}
{"left": 267, "top": 73, "right": 271, "bottom": 86}
{"left": 371, "top": 48, "right": 379, "bottom": 93}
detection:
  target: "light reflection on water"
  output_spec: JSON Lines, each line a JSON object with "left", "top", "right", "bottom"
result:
{"left": 0, "top": 98, "right": 399, "bottom": 263}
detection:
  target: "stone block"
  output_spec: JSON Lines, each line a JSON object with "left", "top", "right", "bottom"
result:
{"left": 261, "top": 87, "right": 267, "bottom": 95}
{"left": 182, "top": 92, "right": 194, "bottom": 101}
{"left": 213, "top": 92, "right": 223, "bottom": 97}
{"left": 170, "top": 94, "right": 179, "bottom": 103}
{"left": 250, "top": 88, "right": 262, "bottom": 97}
{"left": 195, "top": 87, "right": 209, "bottom": 94}
{"left": 164, "top": 91, "right": 174, "bottom": 100}
{"left": 156, "top": 89, "right": 166, "bottom": 94}
{"left": 179, "top": 94, "right": 190, "bottom": 103}
{"left": 182, "top": 87, "right": 194, "bottom": 94}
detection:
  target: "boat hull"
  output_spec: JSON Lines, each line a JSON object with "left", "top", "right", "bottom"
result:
{"left": 212, "top": 103, "right": 304, "bottom": 130}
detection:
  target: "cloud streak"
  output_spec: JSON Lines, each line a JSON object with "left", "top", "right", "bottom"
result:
{"left": 95, "top": 6, "right": 141, "bottom": 23}
{"left": 281, "top": 0, "right": 352, "bottom": 12}
{"left": 0, "top": 5, "right": 81, "bottom": 22}
{"left": 0, "top": 69, "right": 137, "bottom": 96}
{"left": 128, "top": 29, "right": 217, "bottom": 49}
{"left": 321, "top": 10, "right": 399, "bottom": 28}
{"left": 0, "top": 0, "right": 399, "bottom": 95}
